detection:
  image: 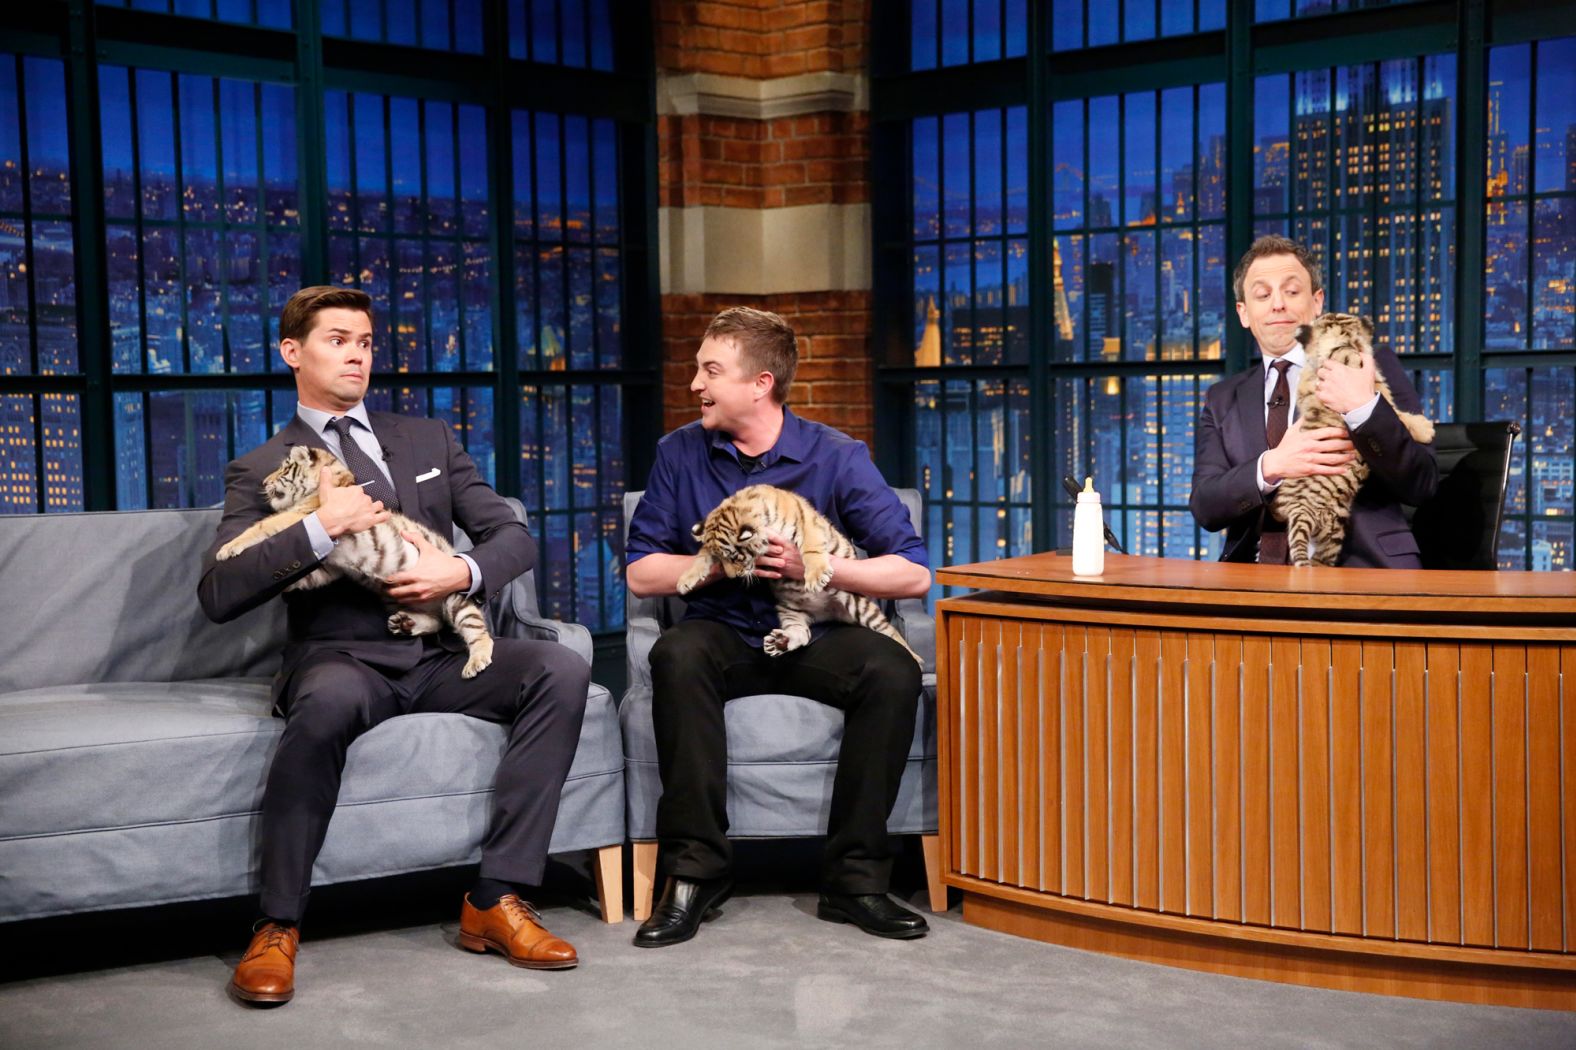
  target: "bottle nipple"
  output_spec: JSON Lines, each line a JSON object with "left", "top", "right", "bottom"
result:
{"left": 1083, "top": 477, "right": 1094, "bottom": 494}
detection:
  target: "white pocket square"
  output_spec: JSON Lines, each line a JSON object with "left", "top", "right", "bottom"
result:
{"left": 415, "top": 468, "right": 441, "bottom": 483}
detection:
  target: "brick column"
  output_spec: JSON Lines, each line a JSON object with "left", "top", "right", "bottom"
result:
{"left": 653, "top": 1, "right": 875, "bottom": 448}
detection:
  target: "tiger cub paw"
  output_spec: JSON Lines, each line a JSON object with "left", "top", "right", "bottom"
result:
{"left": 387, "top": 611, "right": 418, "bottom": 635}
{"left": 763, "top": 626, "right": 810, "bottom": 657}
{"left": 461, "top": 639, "right": 495, "bottom": 679}
{"left": 216, "top": 540, "right": 243, "bottom": 561}
{"left": 676, "top": 559, "right": 711, "bottom": 595}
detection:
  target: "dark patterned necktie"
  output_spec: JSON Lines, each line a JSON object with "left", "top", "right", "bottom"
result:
{"left": 327, "top": 416, "right": 400, "bottom": 512}
{"left": 1259, "top": 359, "right": 1291, "bottom": 565}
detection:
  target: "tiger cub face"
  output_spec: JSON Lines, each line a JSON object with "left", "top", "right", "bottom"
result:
{"left": 262, "top": 445, "right": 354, "bottom": 510}
{"left": 691, "top": 495, "right": 772, "bottom": 579}
{"left": 1294, "top": 311, "right": 1373, "bottom": 370}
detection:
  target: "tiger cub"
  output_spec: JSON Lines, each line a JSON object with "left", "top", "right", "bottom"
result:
{"left": 1270, "top": 312, "right": 1435, "bottom": 568}
{"left": 215, "top": 445, "right": 495, "bottom": 678}
{"left": 676, "top": 484, "right": 923, "bottom": 666}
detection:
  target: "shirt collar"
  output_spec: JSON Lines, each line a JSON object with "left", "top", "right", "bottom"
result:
{"left": 1261, "top": 344, "right": 1306, "bottom": 377}
{"left": 297, "top": 402, "right": 372, "bottom": 438}
{"left": 706, "top": 407, "right": 809, "bottom": 467}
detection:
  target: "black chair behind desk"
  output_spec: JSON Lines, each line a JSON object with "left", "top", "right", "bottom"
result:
{"left": 1405, "top": 421, "right": 1520, "bottom": 570}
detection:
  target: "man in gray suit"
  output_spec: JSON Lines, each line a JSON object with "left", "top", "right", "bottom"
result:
{"left": 200, "top": 286, "right": 588, "bottom": 1006}
{"left": 1190, "top": 236, "right": 1438, "bottom": 566}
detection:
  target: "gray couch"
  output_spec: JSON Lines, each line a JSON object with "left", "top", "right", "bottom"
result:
{"left": 0, "top": 501, "right": 626, "bottom": 924}
{"left": 619, "top": 488, "right": 945, "bottom": 918}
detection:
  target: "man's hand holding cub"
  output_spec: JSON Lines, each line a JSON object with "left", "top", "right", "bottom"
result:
{"left": 315, "top": 466, "right": 390, "bottom": 538}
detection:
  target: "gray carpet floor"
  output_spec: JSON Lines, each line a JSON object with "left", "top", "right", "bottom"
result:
{"left": 3, "top": 881, "right": 1572, "bottom": 1050}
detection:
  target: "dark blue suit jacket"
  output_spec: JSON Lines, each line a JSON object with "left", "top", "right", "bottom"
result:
{"left": 1188, "top": 345, "right": 1438, "bottom": 568}
{"left": 198, "top": 411, "right": 536, "bottom": 705}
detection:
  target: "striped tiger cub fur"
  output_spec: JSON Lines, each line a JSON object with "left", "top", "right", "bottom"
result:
{"left": 215, "top": 445, "right": 495, "bottom": 678}
{"left": 676, "top": 484, "right": 923, "bottom": 665}
{"left": 1270, "top": 312, "right": 1435, "bottom": 568}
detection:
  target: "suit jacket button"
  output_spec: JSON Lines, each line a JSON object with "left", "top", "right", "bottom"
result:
{"left": 290, "top": 561, "right": 301, "bottom": 570}
{"left": 272, "top": 570, "right": 283, "bottom": 580}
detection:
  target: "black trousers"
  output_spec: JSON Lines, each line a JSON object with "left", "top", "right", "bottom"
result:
{"left": 257, "top": 637, "right": 589, "bottom": 922}
{"left": 648, "top": 619, "right": 921, "bottom": 895}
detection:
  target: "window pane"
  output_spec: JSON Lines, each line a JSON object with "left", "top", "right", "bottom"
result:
{"left": 1254, "top": 54, "right": 1456, "bottom": 356}
{"left": 1256, "top": 0, "right": 1424, "bottom": 24}
{"left": 1486, "top": 367, "right": 1574, "bottom": 571}
{"left": 507, "top": 0, "right": 616, "bottom": 69}
{"left": 1486, "top": 39, "right": 1576, "bottom": 356}
{"left": 323, "top": 0, "right": 484, "bottom": 53}
{"left": 104, "top": 68, "right": 299, "bottom": 377}
{"left": 96, "top": 0, "right": 293, "bottom": 28}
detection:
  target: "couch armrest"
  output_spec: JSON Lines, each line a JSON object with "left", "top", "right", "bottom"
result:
{"left": 492, "top": 582, "right": 594, "bottom": 667}
{"left": 625, "top": 613, "right": 663, "bottom": 692}
{"left": 892, "top": 597, "right": 935, "bottom": 674}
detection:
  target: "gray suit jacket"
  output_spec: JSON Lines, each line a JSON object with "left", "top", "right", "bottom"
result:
{"left": 1188, "top": 344, "right": 1438, "bottom": 568}
{"left": 197, "top": 411, "right": 536, "bottom": 706}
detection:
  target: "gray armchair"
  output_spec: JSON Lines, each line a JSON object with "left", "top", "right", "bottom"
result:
{"left": 618, "top": 488, "right": 945, "bottom": 920}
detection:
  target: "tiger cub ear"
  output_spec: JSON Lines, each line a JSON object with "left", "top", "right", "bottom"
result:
{"left": 690, "top": 522, "right": 704, "bottom": 539}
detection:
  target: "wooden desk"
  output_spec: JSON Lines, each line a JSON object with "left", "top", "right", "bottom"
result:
{"left": 935, "top": 554, "right": 1576, "bottom": 1010}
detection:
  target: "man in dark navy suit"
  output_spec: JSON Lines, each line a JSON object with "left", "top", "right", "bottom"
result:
{"left": 1190, "top": 236, "right": 1438, "bottom": 567}
{"left": 200, "top": 286, "right": 588, "bottom": 1006}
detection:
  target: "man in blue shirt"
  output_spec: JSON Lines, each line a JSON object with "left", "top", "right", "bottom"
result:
{"left": 626, "top": 307, "right": 932, "bottom": 947}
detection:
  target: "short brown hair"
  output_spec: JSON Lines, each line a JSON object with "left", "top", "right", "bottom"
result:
{"left": 279, "top": 285, "right": 374, "bottom": 344}
{"left": 1232, "top": 235, "right": 1323, "bottom": 303}
{"left": 705, "top": 306, "right": 798, "bottom": 405}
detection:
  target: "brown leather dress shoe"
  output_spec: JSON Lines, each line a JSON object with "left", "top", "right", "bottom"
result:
{"left": 229, "top": 921, "right": 299, "bottom": 1005}
{"left": 458, "top": 894, "right": 577, "bottom": 970}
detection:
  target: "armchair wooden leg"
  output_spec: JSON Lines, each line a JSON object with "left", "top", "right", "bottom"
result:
{"left": 632, "top": 840, "right": 659, "bottom": 921}
{"left": 593, "top": 844, "right": 623, "bottom": 924}
{"left": 920, "top": 833, "right": 948, "bottom": 913}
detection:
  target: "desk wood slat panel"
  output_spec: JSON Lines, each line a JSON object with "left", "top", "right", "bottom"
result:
{"left": 959, "top": 616, "right": 980, "bottom": 879}
{"left": 1000, "top": 619, "right": 1022, "bottom": 888}
{"left": 1213, "top": 633, "right": 1244, "bottom": 923}
{"left": 980, "top": 618, "right": 1002, "bottom": 884}
{"left": 1526, "top": 645, "right": 1563, "bottom": 952}
{"left": 1563, "top": 646, "right": 1576, "bottom": 954}
{"left": 1460, "top": 643, "right": 1496, "bottom": 948}
{"left": 1063, "top": 626, "right": 1087, "bottom": 899}
{"left": 1493, "top": 644, "right": 1530, "bottom": 950}
{"left": 1086, "top": 627, "right": 1112, "bottom": 905}
{"left": 1270, "top": 635, "right": 1301, "bottom": 929}
{"left": 1160, "top": 632, "right": 1189, "bottom": 916}
{"left": 1425, "top": 642, "right": 1462, "bottom": 945}
{"left": 1329, "top": 638, "right": 1364, "bottom": 936}
{"left": 1359, "top": 639, "right": 1396, "bottom": 940}
{"left": 1242, "top": 635, "right": 1273, "bottom": 927}
{"left": 1301, "top": 637, "right": 1333, "bottom": 934}
{"left": 1018, "top": 621, "right": 1042, "bottom": 893}
{"left": 1040, "top": 623, "right": 1065, "bottom": 895}
{"left": 1109, "top": 629, "right": 1136, "bottom": 908}
{"left": 1134, "top": 630, "right": 1162, "bottom": 912}
{"left": 1394, "top": 642, "right": 1429, "bottom": 943}
{"left": 1186, "top": 632, "right": 1214, "bottom": 919}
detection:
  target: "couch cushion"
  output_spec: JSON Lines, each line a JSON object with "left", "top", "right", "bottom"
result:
{"left": 0, "top": 679, "right": 623, "bottom": 842}
{"left": 0, "top": 508, "right": 286, "bottom": 695}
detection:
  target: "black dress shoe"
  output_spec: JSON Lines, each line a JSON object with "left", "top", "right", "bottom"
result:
{"left": 633, "top": 876, "right": 734, "bottom": 948}
{"left": 816, "top": 892, "right": 929, "bottom": 939}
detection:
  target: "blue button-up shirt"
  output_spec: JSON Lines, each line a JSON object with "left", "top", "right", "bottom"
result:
{"left": 626, "top": 408, "right": 928, "bottom": 645}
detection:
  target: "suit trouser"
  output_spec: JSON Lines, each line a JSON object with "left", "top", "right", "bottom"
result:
{"left": 257, "top": 637, "right": 589, "bottom": 922}
{"left": 648, "top": 619, "right": 921, "bottom": 895}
